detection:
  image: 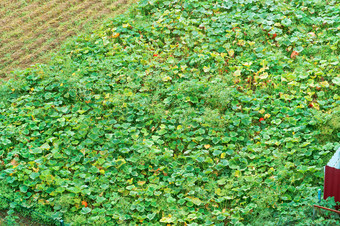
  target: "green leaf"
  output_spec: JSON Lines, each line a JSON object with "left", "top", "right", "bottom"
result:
{"left": 30, "top": 172, "right": 40, "bottom": 180}
{"left": 147, "top": 212, "right": 156, "bottom": 220}
{"left": 187, "top": 197, "right": 202, "bottom": 206}
{"left": 19, "top": 185, "right": 28, "bottom": 193}
{"left": 80, "top": 207, "right": 92, "bottom": 214}
{"left": 40, "top": 143, "right": 50, "bottom": 150}
{"left": 332, "top": 77, "right": 340, "bottom": 86}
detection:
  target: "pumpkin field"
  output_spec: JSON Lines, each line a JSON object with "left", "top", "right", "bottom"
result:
{"left": 0, "top": 0, "right": 340, "bottom": 225}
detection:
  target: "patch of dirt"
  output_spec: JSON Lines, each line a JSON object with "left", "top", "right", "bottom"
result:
{"left": 0, "top": 0, "right": 136, "bottom": 78}
{"left": 0, "top": 209, "right": 49, "bottom": 226}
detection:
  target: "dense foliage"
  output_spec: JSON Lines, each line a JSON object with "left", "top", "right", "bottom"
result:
{"left": 1, "top": 0, "right": 339, "bottom": 224}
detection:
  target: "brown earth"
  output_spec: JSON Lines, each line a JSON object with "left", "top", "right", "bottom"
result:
{"left": 0, "top": 0, "right": 135, "bottom": 79}
{"left": 0, "top": 210, "right": 48, "bottom": 226}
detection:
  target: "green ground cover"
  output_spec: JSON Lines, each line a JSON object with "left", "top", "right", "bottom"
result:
{"left": 0, "top": 0, "right": 339, "bottom": 224}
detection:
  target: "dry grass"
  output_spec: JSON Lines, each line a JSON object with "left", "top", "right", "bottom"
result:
{"left": 0, "top": 0, "right": 134, "bottom": 78}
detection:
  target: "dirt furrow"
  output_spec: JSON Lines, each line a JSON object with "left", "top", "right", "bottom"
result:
{"left": 0, "top": 0, "right": 42, "bottom": 18}
{"left": 0, "top": 0, "right": 84, "bottom": 43}
{"left": 0, "top": 0, "right": 64, "bottom": 32}
{"left": 0, "top": 0, "right": 110, "bottom": 50}
{"left": 1, "top": 0, "right": 117, "bottom": 68}
{"left": 1, "top": 1, "right": 101, "bottom": 46}
{"left": 0, "top": 0, "right": 134, "bottom": 76}
{"left": 0, "top": 0, "right": 103, "bottom": 59}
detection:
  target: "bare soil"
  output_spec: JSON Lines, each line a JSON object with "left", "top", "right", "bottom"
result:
{"left": 0, "top": 210, "right": 48, "bottom": 226}
{"left": 0, "top": 0, "right": 135, "bottom": 79}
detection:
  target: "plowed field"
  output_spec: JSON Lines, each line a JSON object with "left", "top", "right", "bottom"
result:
{"left": 0, "top": 0, "right": 134, "bottom": 78}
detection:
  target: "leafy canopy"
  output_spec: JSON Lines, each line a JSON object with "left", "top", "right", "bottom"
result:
{"left": 0, "top": 0, "right": 339, "bottom": 224}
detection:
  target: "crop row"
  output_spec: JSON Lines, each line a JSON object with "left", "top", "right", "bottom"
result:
{"left": 0, "top": 0, "right": 133, "bottom": 78}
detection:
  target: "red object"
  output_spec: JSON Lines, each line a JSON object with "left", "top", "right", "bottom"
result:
{"left": 290, "top": 51, "right": 299, "bottom": 59}
{"left": 81, "top": 201, "right": 88, "bottom": 207}
{"left": 268, "top": 33, "right": 277, "bottom": 39}
{"left": 324, "top": 165, "right": 340, "bottom": 209}
{"left": 314, "top": 205, "right": 340, "bottom": 214}
{"left": 259, "top": 118, "right": 264, "bottom": 122}
{"left": 153, "top": 54, "right": 158, "bottom": 57}
{"left": 309, "top": 103, "right": 313, "bottom": 108}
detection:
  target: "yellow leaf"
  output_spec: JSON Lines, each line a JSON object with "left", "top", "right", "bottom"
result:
{"left": 80, "top": 149, "right": 86, "bottom": 155}
{"left": 242, "top": 62, "right": 252, "bottom": 67}
{"left": 264, "top": 114, "right": 271, "bottom": 119}
{"left": 137, "top": 181, "right": 146, "bottom": 186}
{"left": 204, "top": 144, "right": 211, "bottom": 149}
{"left": 162, "top": 76, "right": 172, "bottom": 82}
{"left": 237, "top": 39, "right": 245, "bottom": 46}
{"left": 258, "top": 109, "right": 265, "bottom": 114}
{"left": 160, "top": 216, "right": 175, "bottom": 223}
{"left": 221, "top": 152, "right": 226, "bottom": 158}
{"left": 233, "top": 70, "right": 241, "bottom": 77}
{"left": 228, "top": 49, "right": 234, "bottom": 57}
{"left": 258, "top": 72, "right": 269, "bottom": 79}
{"left": 248, "top": 41, "right": 255, "bottom": 46}
{"left": 234, "top": 170, "right": 241, "bottom": 177}
{"left": 60, "top": 83, "right": 63, "bottom": 86}
{"left": 257, "top": 66, "right": 269, "bottom": 75}
{"left": 112, "top": 33, "right": 120, "bottom": 38}
{"left": 320, "top": 81, "right": 329, "bottom": 87}
{"left": 127, "top": 178, "right": 133, "bottom": 184}
{"left": 215, "top": 188, "right": 223, "bottom": 196}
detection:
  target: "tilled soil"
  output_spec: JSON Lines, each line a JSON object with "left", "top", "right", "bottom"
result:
{"left": 0, "top": 0, "right": 134, "bottom": 79}
{"left": 0, "top": 210, "right": 47, "bottom": 226}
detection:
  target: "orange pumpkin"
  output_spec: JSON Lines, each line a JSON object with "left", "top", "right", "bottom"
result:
{"left": 81, "top": 201, "right": 88, "bottom": 207}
